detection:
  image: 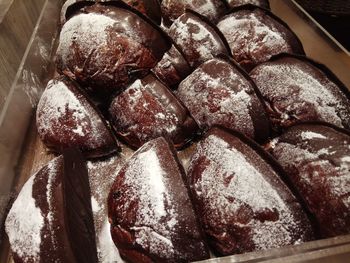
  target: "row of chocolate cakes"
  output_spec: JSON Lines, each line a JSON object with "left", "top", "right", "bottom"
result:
{"left": 4, "top": 0, "right": 350, "bottom": 262}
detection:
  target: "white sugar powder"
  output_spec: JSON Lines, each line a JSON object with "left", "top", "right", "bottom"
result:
{"left": 177, "top": 59, "right": 256, "bottom": 138}
{"left": 120, "top": 140, "right": 178, "bottom": 257}
{"left": 5, "top": 176, "right": 44, "bottom": 261}
{"left": 301, "top": 131, "right": 327, "bottom": 140}
{"left": 217, "top": 11, "right": 292, "bottom": 63}
{"left": 170, "top": 15, "right": 224, "bottom": 66}
{"left": 250, "top": 61, "right": 350, "bottom": 127}
{"left": 97, "top": 219, "right": 124, "bottom": 263}
{"left": 191, "top": 134, "right": 303, "bottom": 249}
{"left": 57, "top": 13, "right": 116, "bottom": 64}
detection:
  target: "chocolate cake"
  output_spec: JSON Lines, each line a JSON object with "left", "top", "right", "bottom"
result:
{"left": 266, "top": 123, "right": 350, "bottom": 238}
{"left": 168, "top": 10, "right": 231, "bottom": 68}
{"left": 121, "top": 0, "right": 162, "bottom": 24}
{"left": 176, "top": 57, "right": 270, "bottom": 142}
{"left": 187, "top": 127, "right": 314, "bottom": 255}
{"left": 36, "top": 77, "right": 118, "bottom": 158}
{"left": 5, "top": 150, "right": 98, "bottom": 263}
{"left": 56, "top": 2, "right": 170, "bottom": 96}
{"left": 226, "top": 0, "right": 270, "bottom": 9}
{"left": 61, "top": 0, "right": 162, "bottom": 25}
{"left": 161, "top": 0, "right": 228, "bottom": 27}
{"left": 217, "top": 6, "right": 304, "bottom": 71}
{"left": 152, "top": 45, "right": 192, "bottom": 89}
{"left": 109, "top": 74, "right": 198, "bottom": 149}
{"left": 108, "top": 137, "right": 210, "bottom": 262}
{"left": 249, "top": 55, "right": 350, "bottom": 132}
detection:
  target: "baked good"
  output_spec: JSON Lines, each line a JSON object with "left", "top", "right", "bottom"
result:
{"left": 217, "top": 6, "right": 304, "bottom": 71}
{"left": 249, "top": 55, "right": 350, "bottom": 132}
{"left": 152, "top": 44, "right": 192, "bottom": 89}
{"left": 36, "top": 77, "right": 118, "bottom": 158}
{"left": 266, "top": 123, "right": 350, "bottom": 237}
{"left": 168, "top": 10, "right": 231, "bottom": 68}
{"left": 109, "top": 74, "right": 198, "bottom": 149}
{"left": 56, "top": 2, "right": 170, "bottom": 96}
{"left": 187, "top": 127, "right": 314, "bottom": 255}
{"left": 121, "top": 0, "right": 162, "bottom": 24}
{"left": 176, "top": 57, "right": 270, "bottom": 142}
{"left": 61, "top": 0, "right": 162, "bottom": 25}
{"left": 226, "top": 0, "right": 270, "bottom": 9}
{"left": 108, "top": 137, "right": 210, "bottom": 262}
{"left": 5, "top": 149, "right": 97, "bottom": 263}
{"left": 161, "top": 0, "right": 228, "bottom": 27}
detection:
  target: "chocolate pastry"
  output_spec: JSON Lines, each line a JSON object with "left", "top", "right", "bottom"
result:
{"left": 168, "top": 10, "right": 231, "bottom": 68}
{"left": 249, "top": 55, "right": 350, "bottom": 132}
{"left": 5, "top": 149, "right": 98, "bottom": 263}
{"left": 56, "top": 2, "right": 170, "bottom": 96}
{"left": 109, "top": 74, "right": 198, "bottom": 149}
{"left": 177, "top": 57, "right": 270, "bottom": 142}
{"left": 108, "top": 137, "right": 210, "bottom": 263}
{"left": 217, "top": 6, "right": 304, "bottom": 71}
{"left": 36, "top": 77, "right": 118, "bottom": 158}
{"left": 61, "top": 0, "right": 162, "bottom": 25}
{"left": 266, "top": 123, "right": 350, "bottom": 238}
{"left": 187, "top": 127, "right": 314, "bottom": 255}
{"left": 152, "top": 45, "right": 192, "bottom": 89}
{"left": 121, "top": 0, "right": 162, "bottom": 24}
{"left": 225, "top": 0, "right": 270, "bottom": 9}
{"left": 161, "top": 0, "right": 228, "bottom": 27}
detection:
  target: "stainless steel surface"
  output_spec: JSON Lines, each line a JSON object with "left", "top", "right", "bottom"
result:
{"left": 0, "top": 0, "right": 63, "bottom": 245}
{"left": 1, "top": 0, "right": 350, "bottom": 262}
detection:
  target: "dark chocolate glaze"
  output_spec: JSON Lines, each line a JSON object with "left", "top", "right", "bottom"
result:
{"left": 6, "top": 151, "right": 97, "bottom": 263}
{"left": 217, "top": 5, "right": 304, "bottom": 71}
{"left": 122, "top": 0, "right": 162, "bottom": 24}
{"left": 187, "top": 127, "right": 314, "bottom": 255}
{"left": 108, "top": 137, "right": 210, "bottom": 262}
{"left": 63, "top": 148, "right": 98, "bottom": 263}
{"left": 36, "top": 76, "right": 119, "bottom": 158}
{"left": 161, "top": 0, "right": 229, "bottom": 27}
{"left": 226, "top": 0, "right": 269, "bottom": 9}
{"left": 249, "top": 54, "right": 350, "bottom": 133}
{"left": 177, "top": 57, "right": 271, "bottom": 142}
{"left": 152, "top": 44, "right": 192, "bottom": 89}
{"left": 109, "top": 74, "right": 198, "bottom": 149}
{"left": 168, "top": 10, "right": 232, "bottom": 68}
{"left": 266, "top": 122, "right": 350, "bottom": 238}
{"left": 61, "top": 0, "right": 162, "bottom": 25}
{"left": 56, "top": 2, "right": 171, "bottom": 95}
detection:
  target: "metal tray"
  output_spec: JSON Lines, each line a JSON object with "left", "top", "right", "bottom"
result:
{"left": 1, "top": 0, "right": 350, "bottom": 262}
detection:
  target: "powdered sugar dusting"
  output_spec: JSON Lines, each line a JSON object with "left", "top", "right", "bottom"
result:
{"left": 190, "top": 133, "right": 307, "bottom": 250}
{"left": 301, "top": 131, "right": 327, "bottom": 140}
{"left": 5, "top": 176, "right": 44, "bottom": 261}
{"left": 250, "top": 59, "right": 350, "bottom": 128}
{"left": 36, "top": 79, "right": 111, "bottom": 150}
{"left": 110, "top": 78, "right": 188, "bottom": 147}
{"left": 87, "top": 155, "right": 126, "bottom": 263}
{"left": 227, "top": 0, "right": 269, "bottom": 8}
{"left": 57, "top": 13, "right": 115, "bottom": 65}
{"left": 98, "top": 219, "right": 124, "bottom": 263}
{"left": 271, "top": 127, "right": 350, "bottom": 204}
{"left": 218, "top": 10, "right": 293, "bottom": 65}
{"left": 177, "top": 59, "right": 258, "bottom": 138}
{"left": 118, "top": 140, "right": 179, "bottom": 257}
{"left": 169, "top": 14, "right": 227, "bottom": 67}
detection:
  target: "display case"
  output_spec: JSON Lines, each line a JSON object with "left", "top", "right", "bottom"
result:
{"left": 1, "top": 0, "right": 350, "bottom": 262}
